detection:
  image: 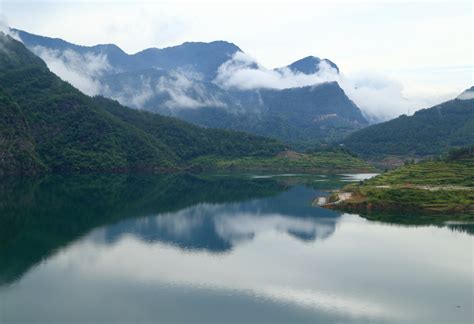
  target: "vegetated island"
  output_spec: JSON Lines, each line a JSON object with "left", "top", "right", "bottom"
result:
{"left": 322, "top": 146, "right": 474, "bottom": 216}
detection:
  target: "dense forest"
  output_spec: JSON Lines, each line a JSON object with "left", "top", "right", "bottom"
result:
{"left": 343, "top": 97, "right": 474, "bottom": 157}
{"left": 446, "top": 144, "right": 474, "bottom": 161}
{"left": 0, "top": 34, "right": 284, "bottom": 175}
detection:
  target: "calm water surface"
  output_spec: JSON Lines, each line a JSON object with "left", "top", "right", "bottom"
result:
{"left": 0, "top": 174, "right": 472, "bottom": 323}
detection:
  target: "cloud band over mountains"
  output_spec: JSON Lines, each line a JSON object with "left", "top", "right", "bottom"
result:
{"left": 213, "top": 52, "right": 451, "bottom": 121}
{"left": 23, "top": 35, "right": 456, "bottom": 122}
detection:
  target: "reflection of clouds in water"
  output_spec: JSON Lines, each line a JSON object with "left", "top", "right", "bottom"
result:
{"left": 47, "top": 220, "right": 411, "bottom": 322}
{"left": 103, "top": 200, "right": 338, "bottom": 251}
{"left": 5, "top": 212, "right": 472, "bottom": 323}
{"left": 259, "top": 286, "right": 391, "bottom": 319}
{"left": 151, "top": 205, "right": 213, "bottom": 238}
{"left": 214, "top": 213, "right": 335, "bottom": 244}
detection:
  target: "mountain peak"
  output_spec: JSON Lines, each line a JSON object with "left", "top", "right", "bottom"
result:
{"left": 282, "top": 56, "right": 340, "bottom": 74}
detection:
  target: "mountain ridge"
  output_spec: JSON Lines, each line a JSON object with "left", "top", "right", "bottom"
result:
{"left": 12, "top": 28, "right": 368, "bottom": 146}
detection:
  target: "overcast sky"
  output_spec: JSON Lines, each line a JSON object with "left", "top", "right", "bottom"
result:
{"left": 1, "top": 0, "right": 472, "bottom": 111}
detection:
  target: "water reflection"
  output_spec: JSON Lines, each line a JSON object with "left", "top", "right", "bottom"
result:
{"left": 0, "top": 174, "right": 472, "bottom": 323}
{"left": 0, "top": 173, "right": 340, "bottom": 285}
{"left": 103, "top": 185, "right": 339, "bottom": 252}
{"left": 0, "top": 174, "right": 282, "bottom": 284}
{"left": 357, "top": 209, "right": 474, "bottom": 235}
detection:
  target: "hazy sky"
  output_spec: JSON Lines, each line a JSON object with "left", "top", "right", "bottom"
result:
{"left": 1, "top": 0, "right": 472, "bottom": 113}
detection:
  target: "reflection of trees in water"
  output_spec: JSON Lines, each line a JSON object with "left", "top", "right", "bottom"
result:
{"left": 446, "top": 224, "right": 474, "bottom": 235}
{"left": 0, "top": 173, "right": 286, "bottom": 286}
{"left": 358, "top": 210, "right": 474, "bottom": 234}
{"left": 2, "top": 173, "right": 469, "bottom": 287}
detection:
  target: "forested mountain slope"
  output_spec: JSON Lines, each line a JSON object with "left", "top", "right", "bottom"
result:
{"left": 343, "top": 97, "right": 474, "bottom": 157}
{"left": 0, "top": 34, "right": 284, "bottom": 175}
{"left": 14, "top": 29, "right": 368, "bottom": 146}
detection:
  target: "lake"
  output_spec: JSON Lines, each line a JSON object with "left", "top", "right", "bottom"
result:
{"left": 0, "top": 173, "right": 472, "bottom": 323}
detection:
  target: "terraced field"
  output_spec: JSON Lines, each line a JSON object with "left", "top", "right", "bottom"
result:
{"left": 367, "top": 158, "right": 474, "bottom": 187}
{"left": 326, "top": 157, "right": 474, "bottom": 214}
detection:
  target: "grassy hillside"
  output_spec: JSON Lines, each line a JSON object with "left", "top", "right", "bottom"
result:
{"left": 191, "top": 150, "right": 375, "bottom": 173}
{"left": 325, "top": 149, "right": 474, "bottom": 214}
{"left": 0, "top": 34, "right": 283, "bottom": 175}
{"left": 343, "top": 98, "right": 474, "bottom": 157}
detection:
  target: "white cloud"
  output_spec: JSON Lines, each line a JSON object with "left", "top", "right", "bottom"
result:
{"left": 215, "top": 52, "right": 338, "bottom": 90}
{"left": 30, "top": 46, "right": 112, "bottom": 96}
{"left": 105, "top": 75, "right": 156, "bottom": 108}
{"left": 156, "top": 70, "right": 226, "bottom": 110}
{"left": 102, "top": 69, "right": 227, "bottom": 110}
{"left": 214, "top": 52, "right": 459, "bottom": 121}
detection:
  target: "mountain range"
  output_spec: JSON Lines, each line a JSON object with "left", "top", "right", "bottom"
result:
{"left": 13, "top": 29, "right": 368, "bottom": 147}
{"left": 0, "top": 33, "right": 284, "bottom": 175}
{"left": 3, "top": 29, "right": 473, "bottom": 166}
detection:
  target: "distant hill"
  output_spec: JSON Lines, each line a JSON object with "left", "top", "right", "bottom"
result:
{"left": 13, "top": 29, "right": 368, "bottom": 146}
{"left": 0, "top": 34, "right": 284, "bottom": 175}
{"left": 343, "top": 95, "right": 474, "bottom": 157}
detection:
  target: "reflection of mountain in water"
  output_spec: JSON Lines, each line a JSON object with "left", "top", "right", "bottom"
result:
{"left": 1, "top": 173, "right": 470, "bottom": 288}
{"left": 0, "top": 174, "right": 294, "bottom": 286}
{"left": 103, "top": 186, "right": 340, "bottom": 252}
